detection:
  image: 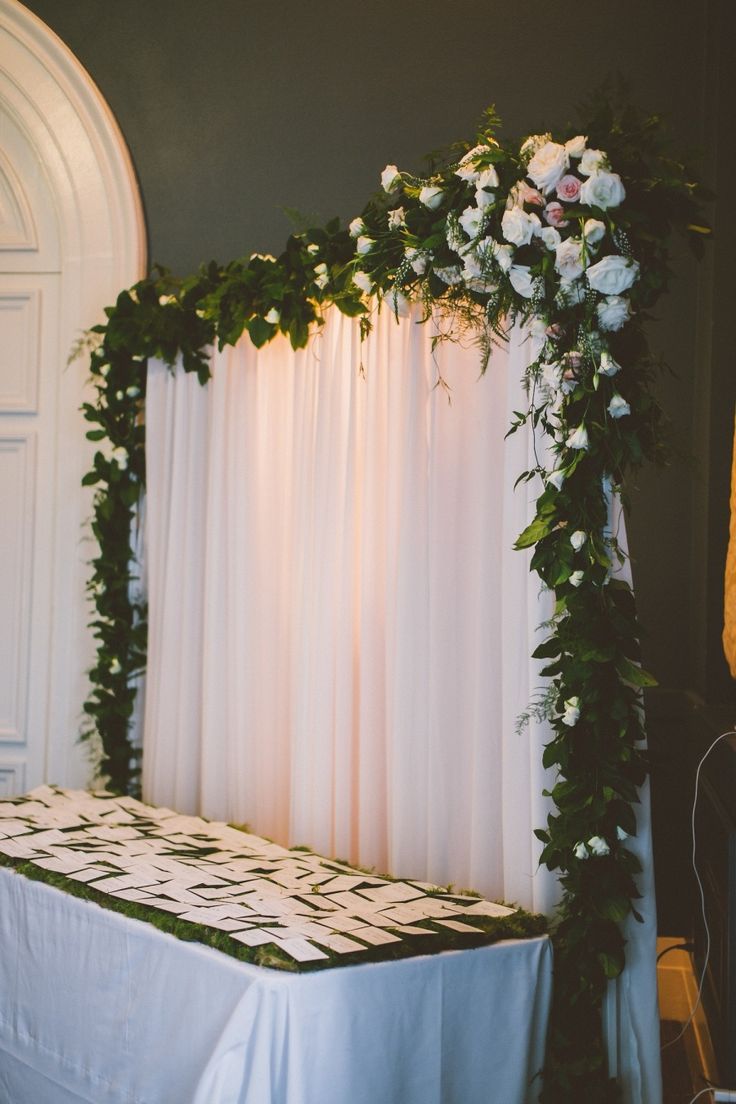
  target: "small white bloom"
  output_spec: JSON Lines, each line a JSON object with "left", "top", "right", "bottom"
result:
{"left": 598, "top": 350, "right": 622, "bottom": 376}
{"left": 387, "top": 206, "right": 406, "bottom": 231}
{"left": 579, "top": 148, "right": 607, "bottom": 176}
{"left": 548, "top": 468, "right": 566, "bottom": 491}
{"left": 491, "top": 241, "right": 514, "bottom": 272}
{"left": 356, "top": 235, "right": 375, "bottom": 255}
{"left": 250, "top": 252, "right": 276, "bottom": 262}
{"left": 587, "top": 254, "right": 639, "bottom": 296}
{"left": 313, "top": 262, "right": 329, "bottom": 289}
{"left": 349, "top": 217, "right": 366, "bottom": 238}
{"left": 502, "top": 206, "right": 540, "bottom": 247}
{"left": 128, "top": 288, "right": 139, "bottom": 304}
{"left": 608, "top": 393, "right": 631, "bottom": 418}
{"left": 616, "top": 826, "right": 629, "bottom": 841}
{"left": 109, "top": 658, "right": 122, "bottom": 675}
{"left": 520, "top": 133, "right": 551, "bottom": 160}
{"left": 587, "top": 835, "right": 610, "bottom": 857}
{"left": 580, "top": 171, "right": 626, "bottom": 210}
{"left": 419, "top": 185, "right": 444, "bottom": 210}
{"left": 434, "top": 265, "right": 463, "bottom": 286}
{"left": 446, "top": 218, "right": 466, "bottom": 253}
{"left": 459, "top": 204, "right": 484, "bottom": 239}
{"left": 540, "top": 226, "right": 561, "bottom": 251}
{"left": 569, "top": 570, "right": 585, "bottom": 587}
{"left": 508, "top": 265, "right": 540, "bottom": 299}
{"left": 567, "top": 424, "right": 589, "bottom": 450}
{"left": 574, "top": 842, "right": 590, "bottom": 860}
{"left": 541, "top": 361, "right": 563, "bottom": 392}
{"left": 455, "top": 144, "right": 489, "bottom": 182}
{"left": 111, "top": 445, "right": 128, "bottom": 470}
{"left": 556, "top": 279, "right": 586, "bottom": 306}
{"left": 570, "top": 530, "right": 587, "bottom": 551}
{"left": 527, "top": 140, "right": 570, "bottom": 193}
{"left": 158, "top": 294, "right": 176, "bottom": 306}
{"left": 306, "top": 242, "right": 321, "bottom": 256}
{"left": 352, "top": 271, "right": 373, "bottom": 295}
{"left": 565, "top": 135, "right": 587, "bottom": 159}
{"left": 265, "top": 307, "right": 281, "bottom": 324}
{"left": 115, "top": 390, "right": 124, "bottom": 401}
{"left": 475, "top": 166, "right": 499, "bottom": 208}
{"left": 583, "top": 218, "right": 607, "bottom": 245}
{"left": 597, "top": 295, "right": 630, "bottom": 332}
{"left": 383, "top": 286, "right": 411, "bottom": 317}
{"left": 381, "top": 164, "right": 400, "bottom": 193}
{"left": 98, "top": 363, "right": 111, "bottom": 378}
{"left": 562, "top": 696, "right": 581, "bottom": 726}
{"left": 555, "top": 238, "right": 586, "bottom": 281}
{"left": 405, "top": 247, "right": 428, "bottom": 275}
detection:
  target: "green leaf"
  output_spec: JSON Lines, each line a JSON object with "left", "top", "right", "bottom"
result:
{"left": 514, "top": 515, "right": 555, "bottom": 550}
{"left": 246, "top": 315, "right": 274, "bottom": 349}
{"left": 616, "top": 657, "right": 658, "bottom": 688}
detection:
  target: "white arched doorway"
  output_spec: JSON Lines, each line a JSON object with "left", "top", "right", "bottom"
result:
{"left": 0, "top": 0, "right": 146, "bottom": 794}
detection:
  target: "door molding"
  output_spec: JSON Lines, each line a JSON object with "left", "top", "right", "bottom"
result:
{"left": 0, "top": 0, "right": 146, "bottom": 788}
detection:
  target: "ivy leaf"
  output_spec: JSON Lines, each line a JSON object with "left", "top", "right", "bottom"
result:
{"left": 247, "top": 316, "right": 274, "bottom": 349}
{"left": 616, "top": 657, "right": 658, "bottom": 688}
{"left": 514, "top": 515, "right": 555, "bottom": 550}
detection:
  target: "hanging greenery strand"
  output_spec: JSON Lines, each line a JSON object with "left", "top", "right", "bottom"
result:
{"left": 79, "top": 96, "right": 708, "bottom": 1099}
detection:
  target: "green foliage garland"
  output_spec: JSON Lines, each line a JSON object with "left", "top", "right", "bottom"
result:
{"left": 79, "top": 97, "right": 707, "bottom": 1099}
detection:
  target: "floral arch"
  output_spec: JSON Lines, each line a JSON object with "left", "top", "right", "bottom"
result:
{"left": 78, "top": 100, "right": 706, "bottom": 1100}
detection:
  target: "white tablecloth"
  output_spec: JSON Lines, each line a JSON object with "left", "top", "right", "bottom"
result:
{"left": 0, "top": 867, "right": 552, "bottom": 1104}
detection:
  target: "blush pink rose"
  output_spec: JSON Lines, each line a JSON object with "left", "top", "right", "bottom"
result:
{"left": 544, "top": 201, "right": 569, "bottom": 228}
{"left": 556, "top": 174, "right": 581, "bottom": 202}
{"left": 519, "top": 180, "right": 545, "bottom": 207}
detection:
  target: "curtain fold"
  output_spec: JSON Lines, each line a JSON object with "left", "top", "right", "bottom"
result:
{"left": 143, "top": 303, "right": 660, "bottom": 1102}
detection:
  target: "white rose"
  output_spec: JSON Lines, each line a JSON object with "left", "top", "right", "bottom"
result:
{"left": 562, "top": 696, "right": 581, "bottom": 726}
{"left": 583, "top": 218, "right": 607, "bottom": 245}
{"left": 353, "top": 271, "right": 373, "bottom": 295}
{"left": 381, "top": 164, "right": 400, "bottom": 193}
{"left": 109, "top": 658, "right": 122, "bottom": 675}
{"left": 555, "top": 238, "right": 586, "bottom": 281}
{"left": 462, "top": 253, "right": 497, "bottom": 293}
{"left": 264, "top": 307, "right": 281, "bottom": 324}
{"left": 565, "top": 135, "right": 587, "bottom": 159}
{"left": 405, "top": 247, "right": 428, "bottom": 275}
{"left": 383, "top": 286, "right": 411, "bottom": 317}
{"left": 459, "top": 205, "right": 484, "bottom": 239}
{"left": 574, "top": 842, "right": 590, "bottom": 860}
{"left": 608, "top": 393, "right": 631, "bottom": 418}
{"left": 540, "top": 226, "right": 561, "bottom": 251}
{"left": 126, "top": 385, "right": 140, "bottom": 398}
{"left": 508, "top": 265, "right": 539, "bottom": 299}
{"left": 597, "top": 295, "right": 630, "bottom": 332}
{"left": 501, "top": 207, "right": 540, "bottom": 246}
{"left": 579, "top": 148, "right": 607, "bottom": 176}
{"left": 387, "top": 206, "right": 406, "bottom": 231}
{"left": 587, "top": 255, "right": 639, "bottom": 295}
{"left": 419, "top": 186, "right": 443, "bottom": 210}
{"left": 527, "top": 141, "right": 569, "bottom": 193}
{"left": 569, "top": 570, "right": 585, "bottom": 587}
{"left": 349, "top": 217, "right": 365, "bottom": 238}
{"left": 491, "top": 241, "right": 514, "bottom": 272}
{"left": 580, "top": 171, "right": 626, "bottom": 210}
{"left": 598, "top": 350, "right": 621, "bottom": 376}
{"left": 111, "top": 445, "right": 128, "bottom": 470}
{"left": 306, "top": 243, "right": 320, "bottom": 255}
{"left": 356, "top": 235, "right": 375, "bottom": 255}
{"left": 567, "top": 424, "right": 589, "bottom": 450}
{"left": 587, "top": 836, "right": 610, "bottom": 857}
{"left": 570, "top": 530, "right": 587, "bottom": 551}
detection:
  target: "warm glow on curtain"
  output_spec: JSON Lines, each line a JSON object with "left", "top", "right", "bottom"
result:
{"left": 142, "top": 304, "right": 660, "bottom": 1102}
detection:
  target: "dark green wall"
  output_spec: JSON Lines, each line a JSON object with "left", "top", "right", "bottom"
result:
{"left": 22, "top": 0, "right": 735, "bottom": 704}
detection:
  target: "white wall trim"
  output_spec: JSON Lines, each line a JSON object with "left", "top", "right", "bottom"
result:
{"left": 0, "top": 0, "right": 146, "bottom": 789}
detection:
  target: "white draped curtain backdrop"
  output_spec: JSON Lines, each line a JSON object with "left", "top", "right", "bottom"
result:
{"left": 143, "top": 304, "right": 661, "bottom": 1103}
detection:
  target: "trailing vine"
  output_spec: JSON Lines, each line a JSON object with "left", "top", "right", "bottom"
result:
{"left": 80, "top": 96, "right": 707, "bottom": 1099}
